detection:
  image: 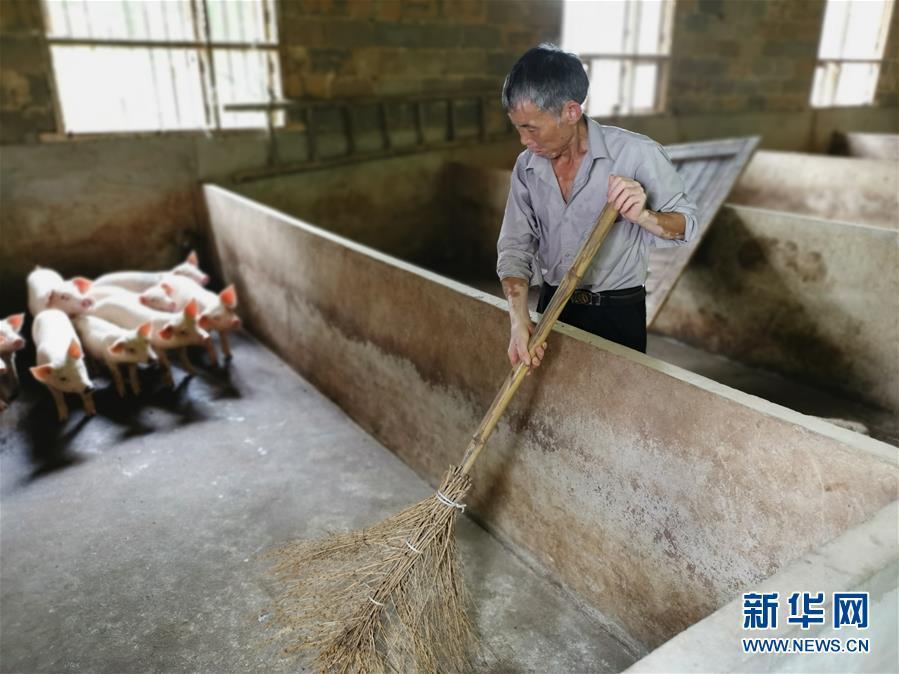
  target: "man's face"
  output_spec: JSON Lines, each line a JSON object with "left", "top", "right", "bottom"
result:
{"left": 508, "top": 100, "right": 576, "bottom": 159}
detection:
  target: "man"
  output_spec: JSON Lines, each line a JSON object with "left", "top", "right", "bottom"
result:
{"left": 496, "top": 44, "right": 697, "bottom": 368}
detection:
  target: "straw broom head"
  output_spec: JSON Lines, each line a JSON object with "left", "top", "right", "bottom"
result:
{"left": 268, "top": 465, "right": 476, "bottom": 673}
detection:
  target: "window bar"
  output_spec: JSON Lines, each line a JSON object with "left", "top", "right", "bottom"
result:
{"left": 37, "top": 0, "right": 67, "bottom": 135}
{"left": 60, "top": 0, "right": 74, "bottom": 37}
{"left": 219, "top": 0, "right": 232, "bottom": 122}
{"left": 654, "top": 58, "right": 667, "bottom": 114}
{"left": 159, "top": 0, "right": 183, "bottom": 128}
{"left": 80, "top": 0, "right": 92, "bottom": 38}
{"left": 197, "top": 0, "right": 221, "bottom": 129}
{"left": 189, "top": 0, "right": 215, "bottom": 129}
{"left": 234, "top": 1, "right": 253, "bottom": 110}
{"left": 140, "top": 1, "right": 165, "bottom": 128}
{"left": 626, "top": 0, "right": 640, "bottom": 115}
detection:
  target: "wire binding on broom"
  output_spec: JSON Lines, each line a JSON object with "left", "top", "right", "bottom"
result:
{"left": 435, "top": 489, "right": 466, "bottom": 512}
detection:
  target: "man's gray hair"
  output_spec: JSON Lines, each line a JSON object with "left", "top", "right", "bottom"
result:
{"left": 501, "top": 43, "right": 589, "bottom": 113}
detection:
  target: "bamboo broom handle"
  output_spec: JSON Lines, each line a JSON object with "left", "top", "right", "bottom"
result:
{"left": 460, "top": 203, "right": 620, "bottom": 475}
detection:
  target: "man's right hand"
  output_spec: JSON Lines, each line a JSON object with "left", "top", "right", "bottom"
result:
{"left": 508, "top": 318, "right": 546, "bottom": 371}
{"left": 501, "top": 276, "right": 547, "bottom": 372}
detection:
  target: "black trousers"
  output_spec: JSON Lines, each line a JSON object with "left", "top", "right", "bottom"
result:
{"left": 536, "top": 283, "right": 647, "bottom": 353}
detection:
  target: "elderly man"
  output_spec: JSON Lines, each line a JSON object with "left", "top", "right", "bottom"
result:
{"left": 497, "top": 44, "right": 697, "bottom": 366}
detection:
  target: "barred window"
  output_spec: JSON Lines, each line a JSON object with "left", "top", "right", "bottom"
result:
{"left": 811, "top": 0, "right": 895, "bottom": 107}
{"left": 562, "top": 0, "right": 675, "bottom": 116}
{"left": 42, "top": 0, "right": 283, "bottom": 133}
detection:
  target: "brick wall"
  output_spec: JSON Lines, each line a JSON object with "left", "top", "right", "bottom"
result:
{"left": 277, "top": 0, "right": 559, "bottom": 99}
{"left": 0, "top": 0, "right": 55, "bottom": 143}
{"left": 3, "top": 0, "right": 898, "bottom": 145}
{"left": 668, "top": 0, "right": 826, "bottom": 114}
{"left": 0, "top": 0, "right": 561, "bottom": 145}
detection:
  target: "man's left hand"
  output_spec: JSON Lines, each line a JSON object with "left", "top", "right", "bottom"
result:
{"left": 608, "top": 175, "right": 648, "bottom": 224}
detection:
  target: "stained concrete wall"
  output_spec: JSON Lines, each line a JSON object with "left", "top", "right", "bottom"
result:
{"left": 443, "top": 155, "right": 899, "bottom": 414}
{"left": 204, "top": 184, "right": 898, "bottom": 652}
{"left": 653, "top": 204, "right": 899, "bottom": 414}
{"left": 729, "top": 151, "right": 899, "bottom": 228}
{"left": 231, "top": 139, "right": 521, "bottom": 274}
{"left": 626, "top": 501, "right": 898, "bottom": 673}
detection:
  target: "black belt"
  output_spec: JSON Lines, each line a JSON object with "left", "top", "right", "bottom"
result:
{"left": 544, "top": 283, "right": 646, "bottom": 307}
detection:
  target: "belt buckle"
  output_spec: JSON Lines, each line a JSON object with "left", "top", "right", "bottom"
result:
{"left": 571, "top": 289, "right": 591, "bottom": 305}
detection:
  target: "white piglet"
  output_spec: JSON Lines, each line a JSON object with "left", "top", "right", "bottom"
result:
{"left": 158, "top": 276, "right": 241, "bottom": 361}
{"left": 92, "top": 250, "right": 210, "bottom": 291}
{"left": 30, "top": 309, "right": 95, "bottom": 421}
{"left": 90, "top": 297, "right": 210, "bottom": 387}
{"left": 27, "top": 267, "right": 94, "bottom": 317}
{"left": 0, "top": 313, "right": 27, "bottom": 410}
{"left": 87, "top": 284, "right": 176, "bottom": 313}
{"left": 74, "top": 316, "right": 156, "bottom": 397}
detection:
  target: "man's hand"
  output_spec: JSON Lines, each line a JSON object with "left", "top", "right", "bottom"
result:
{"left": 608, "top": 175, "right": 648, "bottom": 223}
{"left": 608, "top": 174, "right": 686, "bottom": 240}
{"left": 508, "top": 318, "right": 547, "bottom": 372}
{"left": 502, "top": 276, "right": 547, "bottom": 373}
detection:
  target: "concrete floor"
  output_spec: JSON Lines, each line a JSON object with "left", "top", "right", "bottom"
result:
{"left": 0, "top": 332, "right": 637, "bottom": 673}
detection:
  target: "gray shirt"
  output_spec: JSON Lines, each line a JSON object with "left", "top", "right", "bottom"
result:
{"left": 496, "top": 117, "right": 698, "bottom": 291}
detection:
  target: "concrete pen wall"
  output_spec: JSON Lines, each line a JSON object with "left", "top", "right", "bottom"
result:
{"left": 203, "top": 184, "right": 898, "bottom": 652}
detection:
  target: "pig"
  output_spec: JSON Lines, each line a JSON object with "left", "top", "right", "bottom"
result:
{"left": 90, "top": 297, "right": 210, "bottom": 387}
{"left": 92, "top": 250, "right": 210, "bottom": 291}
{"left": 158, "top": 275, "right": 241, "bottom": 361}
{"left": 0, "top": 313, "right": 26, "bottom": 410}
{"left": 30, "top": 309, "right": 95, "bottom": 421}
{"left": 87, "top": 284, "right": 177, "bottom": 313}
{"left": 73, "top": 316, "right": 156, "bottom": 397}
{"left": 27, "top": 267, "right": 94, "bottom": 317}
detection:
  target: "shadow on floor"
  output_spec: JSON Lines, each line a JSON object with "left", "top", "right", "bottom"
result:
{"left": 12, "top": 346, "right": 245, "bottom": 481}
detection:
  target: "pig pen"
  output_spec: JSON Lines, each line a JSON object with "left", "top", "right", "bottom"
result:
{"left": 202, "top": 182, "right": 897, "bottom": 672}
{"left": 1, "top": 146, "right": 896, "bottom": 674}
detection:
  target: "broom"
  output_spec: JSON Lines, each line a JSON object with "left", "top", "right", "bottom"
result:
{"left": 268, "top": 203, "right": 620, "bottom": 673}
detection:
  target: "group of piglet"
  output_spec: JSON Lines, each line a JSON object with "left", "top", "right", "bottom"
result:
{"left": 0, "top": 251, "right": 241, "bottom": 421}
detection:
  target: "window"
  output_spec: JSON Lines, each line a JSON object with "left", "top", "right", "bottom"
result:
{"left": 42, "top": 0, "right": 283, "bottom": 133}
{"left": 811, "top": 0, "right": 895, "bottom": 107}
{"left": 561, "top": 0, "right": 675, "bottom": 116}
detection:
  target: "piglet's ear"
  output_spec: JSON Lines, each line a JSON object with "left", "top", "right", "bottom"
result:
{"left": 109, "top": 340, "right": 125, "bottom": 354}
{"left": 219, "top": 284, "right": 237, "bottom": 309}
{"left": 158, "top": 325, "right": 175, "bottom": 340}
{"left": 186, "top": 250, "right": 199, "bottom": 266}
{"left": 67, "top": 339, "right": 82, "bottom": 360}
{"left": 160, "top": 282, "right": 174, "bottom": 296}
{"left": 6, "top": 314, "right": 25, "bottom": 332}
{"left": 30, "top": 364, "right": 53, "bottom": 382}
{"left": 71, "top": 277, "right": 92, "bottom": 294}
{"left": 184, "top": 298, "right": 199, "bottom": 319}
{"left": 137, "top": 322, "right": 152, "bottom": 339}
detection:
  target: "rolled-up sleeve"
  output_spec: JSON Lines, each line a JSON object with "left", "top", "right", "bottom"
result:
{"left": 496, "top": 158, "right": 540, "bottom": 283}
{"left": 637, "top": 144, "right": 698, "bottom": 248}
